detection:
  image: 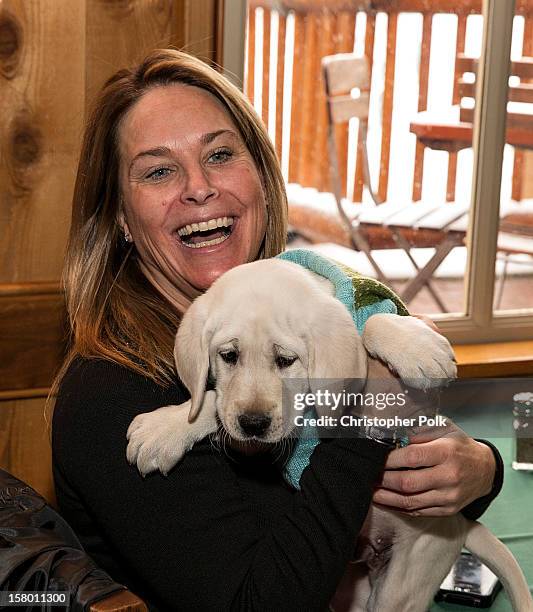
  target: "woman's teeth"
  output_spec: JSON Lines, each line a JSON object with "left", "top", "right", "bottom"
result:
{"left": 184, "top": 234, "right": 230, "bottom": 249}
{"left": 178, "top": 216, "right": 233, "bottom": 236}
{"left": 177, "top": 216, "right": 234, "bottom": 249}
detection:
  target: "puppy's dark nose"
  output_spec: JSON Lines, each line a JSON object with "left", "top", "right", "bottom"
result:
{"left": 238, "top": 413, "right": 272, "bottom": 437}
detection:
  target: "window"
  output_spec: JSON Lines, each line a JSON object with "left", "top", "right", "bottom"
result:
{"left": 234, "top": 0, "right": 533, "bottom": 342}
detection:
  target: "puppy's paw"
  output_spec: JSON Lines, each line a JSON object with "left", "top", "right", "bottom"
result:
{"left": 362, "top": 314, "right": 456, "bottom": 389}
{"left": 126, "top": 401, "right": 199, "bottom": 476}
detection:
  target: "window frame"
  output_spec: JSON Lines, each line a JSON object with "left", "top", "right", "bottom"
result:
{"left": 229, "top": 0, "right": 533, "bottom": 344}
{"left": 439, "top": 0, "right": 533, "bottom": 343}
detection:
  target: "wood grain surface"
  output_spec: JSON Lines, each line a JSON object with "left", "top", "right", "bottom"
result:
{"left": 0, "top": 0, "right": 221, "bottom": 504}
{"left": 0, "top": 286, "right": 66, "bottom": 394}
{"left": 0, "top": 0, "right": 84, "bottom": 283}
{"left": 0, "top": 396, "right": 55, "bottom": 503}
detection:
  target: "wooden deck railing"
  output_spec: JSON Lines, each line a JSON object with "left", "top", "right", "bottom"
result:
{"left": 246, "top": 0, "right": 533, "bottom": 203}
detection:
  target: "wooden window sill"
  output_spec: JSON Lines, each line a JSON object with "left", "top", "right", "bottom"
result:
{"left": 454, "top": 340, "right": 533, "bottom": 378}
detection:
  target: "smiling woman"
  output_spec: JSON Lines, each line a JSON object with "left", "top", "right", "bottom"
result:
{"left": 56, "top": 50, "right": 286, "bottom": 385}
{"left": 118, "top": 84, "right": 268, "bottom": 295}
{"left": 50, "top": 49, "right": 503, "bottom": 612}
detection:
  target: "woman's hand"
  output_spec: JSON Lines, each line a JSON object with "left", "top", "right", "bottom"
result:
{"left": 366, "top": 317, "right": 496, "bottom": 517}
{"left": 373, "top": 421, "right": 496, "bottom": 516}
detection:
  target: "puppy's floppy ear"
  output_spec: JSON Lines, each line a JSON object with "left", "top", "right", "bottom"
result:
{"left": 306, "top": 300, "right": 367, "bottom": 416}
{"left": 174, "top": 296, "right": 213, "bottom": 422}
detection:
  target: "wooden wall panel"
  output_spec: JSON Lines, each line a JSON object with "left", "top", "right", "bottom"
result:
{"left": 0, "top": 0, "right": 85, "bottom": 283}
{"left": 86, "top": 0, "right": 180, "bottom": 104}
{"left": 185, "top": 0, "right": 220, "bottom": 63}
{"left": 0, "top": 0, "right": 84, "bottom": 504}
{"left": 0, "top": 285, "right": 66, "bottom": 396}
{"left": 0, "top": 397, "right": 54, "bottom": 504}
{"left": 0, "top": 0, "right": 223, "bottom": 504}
{"left": 86, "top": 0, "right": 220, "bottom": 105}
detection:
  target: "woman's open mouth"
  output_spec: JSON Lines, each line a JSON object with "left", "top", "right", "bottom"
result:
{"left": 176, "top": 216, "right": 234, "bottom": 249}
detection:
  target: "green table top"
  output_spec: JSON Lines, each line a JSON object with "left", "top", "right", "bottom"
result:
{"left": 430, "top": 411, "right": 533, "bottom": 612}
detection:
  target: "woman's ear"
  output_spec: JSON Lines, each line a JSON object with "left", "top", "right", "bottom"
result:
{"left": 117, "top": 208, "right": 133, "bottom": 243}
{"left": 175, "top": 294, "right": 213, "bottom": 422}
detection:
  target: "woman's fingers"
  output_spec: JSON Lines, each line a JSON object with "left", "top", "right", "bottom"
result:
{"left": 375, "top": 431, "right": 497, "bottom": 516}
{"left": 378, "top": 464, "right": 456, "bottom": 494}
{"left": 382, "top": 438, "right": 449, "bottom": 470}
{"left": 372, "top": 487, "right": 462, "bottom": 516}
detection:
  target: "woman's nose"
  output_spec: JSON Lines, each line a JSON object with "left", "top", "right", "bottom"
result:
{"left": 180, "top": 167, "right": 219, "bottom": 205}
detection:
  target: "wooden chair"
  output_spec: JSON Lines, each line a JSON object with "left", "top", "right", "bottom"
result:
{"left": 289, "top": 52, "right": 533, "bottom": 311}
{"left": 410, "top": 54, "right": 533, "bottom": 152}
{"left": 495, "top": 215, "right": 533, "bottom": 309}
{"left": 460, "top": 55, "right": 533, "bottom": 133}
{"left": 319, "top": 52, "right": 461, "bottom": 311}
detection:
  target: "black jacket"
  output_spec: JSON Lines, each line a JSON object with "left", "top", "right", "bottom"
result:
{"left": 0, "top": 468, "right": 126, "bottom": 611}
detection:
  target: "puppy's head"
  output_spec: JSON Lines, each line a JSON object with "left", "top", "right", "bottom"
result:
{"left": 175, "top": 259, "right": 367, "bottom": 443}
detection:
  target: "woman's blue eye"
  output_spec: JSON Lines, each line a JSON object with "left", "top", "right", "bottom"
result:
{"left": 146, "top": 167, "right": 171, "bottom": 181}
{"left": 209, "top": 149, "right": 233, "bottom": 164}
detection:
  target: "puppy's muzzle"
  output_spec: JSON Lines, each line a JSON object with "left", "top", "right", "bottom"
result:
{"left": 238, "top": 413, "right": 272, "bottom": 438}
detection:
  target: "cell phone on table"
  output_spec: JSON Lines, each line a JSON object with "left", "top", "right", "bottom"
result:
{"left": 434, "top": 551, "right": 501, "bottom": 608}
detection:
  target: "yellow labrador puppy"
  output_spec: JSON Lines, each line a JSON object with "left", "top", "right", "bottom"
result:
{"left": 127, "top": 259, "right": 532, "bottom": 612}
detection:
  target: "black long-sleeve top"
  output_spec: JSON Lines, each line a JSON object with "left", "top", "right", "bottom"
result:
{"left": 52, "top": 357, "right": 503, "bottom": 612}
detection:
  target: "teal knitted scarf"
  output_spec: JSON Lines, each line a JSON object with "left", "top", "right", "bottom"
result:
{"left": 275, "top": 249, "right": 408, "bottom": 489}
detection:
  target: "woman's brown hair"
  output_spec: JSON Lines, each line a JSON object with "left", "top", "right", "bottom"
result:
{"left": 52, "top": 49, "right": 288, "bottom": 396}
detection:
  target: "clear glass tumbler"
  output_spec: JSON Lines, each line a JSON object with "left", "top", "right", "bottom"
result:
{"left": 512, "top": 392, "right": 533, "bottom": 471}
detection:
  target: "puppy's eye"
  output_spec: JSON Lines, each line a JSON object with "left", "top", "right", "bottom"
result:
{"left": 275, "top": 355, "right": 297, "bottom": 369}
{"left": 219, "top": 350, "right": 238, "bottom": 365}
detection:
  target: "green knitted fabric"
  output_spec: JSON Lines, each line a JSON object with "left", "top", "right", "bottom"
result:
{"left": 277, "top": 249, "right": 408, "bottom": 334}
{"left": 276, "top": 249, "right": 409, "bottom": 488}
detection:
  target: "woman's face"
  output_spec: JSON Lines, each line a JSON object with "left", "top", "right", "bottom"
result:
{"left": 118, "top": 84, "right": 268, "bottom": 292}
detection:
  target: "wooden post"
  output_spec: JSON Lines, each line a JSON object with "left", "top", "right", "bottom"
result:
{"left": 289, "top": 13, "right": 305, "bottom": 183}
{"left": 378, "top": 11, "right": 398, "bottom": 202}
{"left": 333, "top": 11, "right": 356, "bottom": 197}
{"left": 446, "top": 14, "right": 467, "bottom": 202}
{"left": 298, "top": 12, "right": 319, "bottom": 186}
{"left": 275, "top": 12, "right": 287, "bottom": 162}
{"left": 262, "top": 8, "right": 271, "bottom": 125}
{"left": 316, "top": 11, "right": 336, "bottom": 192}
{"left": 246, "top": 4, "right": 256, "bottom": 105}
{"left": 353, "top": 12, "right": 375, "bottom": 202}
{"left": 412, "top": 13, "right": 432, "bottom": 202}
